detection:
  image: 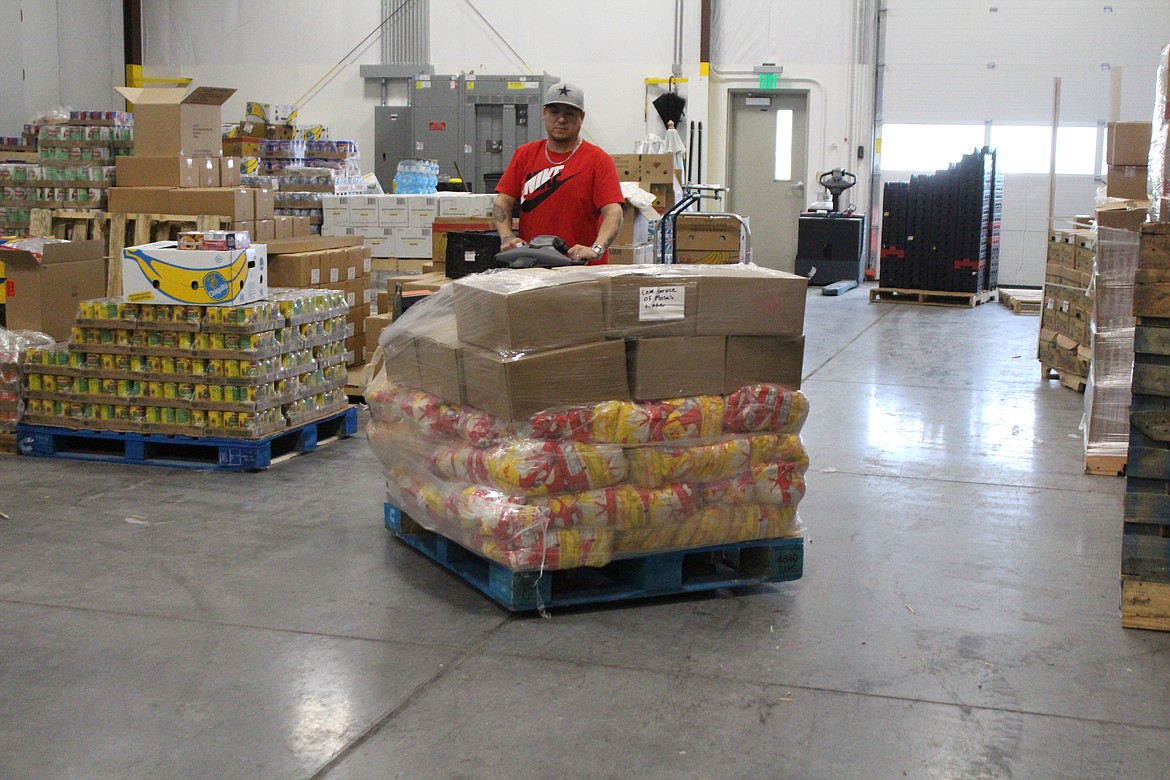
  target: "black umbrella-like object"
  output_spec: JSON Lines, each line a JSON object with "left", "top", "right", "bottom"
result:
{"left": 652, "top": 78, "right": 686, "bottom": 129}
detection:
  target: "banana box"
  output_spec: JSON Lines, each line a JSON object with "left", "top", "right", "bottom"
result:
{"left": 122, "top": 241, "right": 268, "bottom": 305}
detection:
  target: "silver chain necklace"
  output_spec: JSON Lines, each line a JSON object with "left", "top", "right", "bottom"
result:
{"left": 544, "top": 139, "right": 583, "bottom": 165}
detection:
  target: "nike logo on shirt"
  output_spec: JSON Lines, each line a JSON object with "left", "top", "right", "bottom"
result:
{"left": 521, "top": 168, "right": 578, "bottom": 213}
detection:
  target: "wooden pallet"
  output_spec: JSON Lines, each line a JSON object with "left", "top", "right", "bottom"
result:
{"left": 30, "top": 209, "right": 233, "bottom": 296}
{"left": 1122, "top": 578, "right": 1170, "bottom": 632}
{"left": 14, "top": 406, "right": 357, "bottom": 471}
{"left": 869, "top": 287, "right": 998, "bottom": 308}
{"left": 998, "top": 287, "right": 1042, "bottom": 315}
{"left": 1085, "top": 454, "right": 1126, "bottom": 476}
{"left": 384, "top": 503, "right": 804, "bottom": 612}
{"left": 1041, "top": 362, "right": 1087, "bottom": 393}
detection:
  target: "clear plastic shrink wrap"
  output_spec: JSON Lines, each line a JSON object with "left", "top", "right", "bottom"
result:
{"left": 367, "top": 264, "right": 810, "bottom": 572}
{"left": 0, "top": 328, "right": 55, "bottom": 432}
{"left": 1150, "top": 44, "right": 1169, "bottom": 222}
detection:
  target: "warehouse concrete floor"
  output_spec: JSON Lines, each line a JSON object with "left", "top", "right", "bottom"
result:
{"left": 2, "top": 283, "right": 1168, "bottom": 779}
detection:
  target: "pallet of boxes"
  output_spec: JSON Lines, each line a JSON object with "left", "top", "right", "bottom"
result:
{"left": 1039, "top": 226, "right": 1094, "bottom": 391}
{"left": 366, "top": 263, "right": 810, "bottom": 610}
{"left": 1120, "top": 44, "right": 1170, "bottom": 631}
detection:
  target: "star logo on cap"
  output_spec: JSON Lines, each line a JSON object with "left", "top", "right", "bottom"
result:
{"left": 558, "top": 85, "right": 570, "bottom": 96}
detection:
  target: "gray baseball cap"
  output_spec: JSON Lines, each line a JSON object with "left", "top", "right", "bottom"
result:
{"left": 544, "top": 82, "right": 585, "bottom": 112}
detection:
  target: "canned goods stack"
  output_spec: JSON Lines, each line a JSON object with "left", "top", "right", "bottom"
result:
{"left": 35, "top": 115, "right": 131, "bottom": 212}
{"left": 0, "top": 163, "right": 42, "bottom": 234}
{"left": 20, "top": 289, "right": 353, "bottom": 439}
{"left": 0, "top": 328, "right": 54, "bottom": 432}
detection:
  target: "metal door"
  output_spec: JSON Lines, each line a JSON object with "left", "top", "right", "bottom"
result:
{"left": 727, "top": 91, "right": 809, "bottom": 271}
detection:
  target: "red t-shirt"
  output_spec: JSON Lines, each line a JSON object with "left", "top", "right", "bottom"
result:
{"left": 496, "top": 139, "right": 624, "bottom": 260}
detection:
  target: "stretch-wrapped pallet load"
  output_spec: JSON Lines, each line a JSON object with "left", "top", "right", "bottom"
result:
{"left": 1, "top": 327, "right": 54, "bottom": 431}
{"left": 1151, "top": 44, "right": 1169, "bottom": 222}
{"left": 367, "top": 264, "right": 809, "bottom": 572}
{"left": 1084, "top": 227, "right": 1140, "bottom": 469}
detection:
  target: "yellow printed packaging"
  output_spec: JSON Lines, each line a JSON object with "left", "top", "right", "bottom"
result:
{"left": 204, "top": 306, "right": 223, "bottom": 325}
{"left": 162, "top": 383, "right": 178, "bottom": 400}
{"left": 207, "top": 410, "right": 223, "bottom": 428}
{"left": 189, "top": 358, "right": 206, "bottom": 376}
{"left": 193, "top": 384, "right": 209, "bottom": 401}
{"left": 41, "top": 375, "right": 57, "bottom": 393}
{"left": 174, "top": 357, "right": 191, "bottom": 374}
{"left": 206, "top": 359, "right": 224, "bottom": 377}
{"left": 130, "top": 405, "right": 147, "bottom": 423}
{"left": 178, "top": 383, "right": 195, "bottom": 401}
{"left": 210, "top": 334, "right": 226, "bottom": 350}
{"left": 27, "top": 373, "right": 42, "bottom": 391}
{"left": 68, "top": 351, "right": 84, "bottom": 368}
{"left": 161, "top": 356, "right": 176, "bottom": 374}
{"left": 208, "top": 384, "right": 224, "bottom": 402}
{"left": 114, "top": 329, "right": 130, "bottom": 346}
{"left": 193, "top": 332, "right": 211, "bottom": 349}
{"left": 175, "top": 331, "right": 194, "bottom": 349}
{"left": 191, "top": 409, "right": 205, "bottom": 428}
{"left": 226, "top": 359, "right": 240, "bottom": 378}
{"left": 145, "top": 406, "right": 161, "bottom": 424}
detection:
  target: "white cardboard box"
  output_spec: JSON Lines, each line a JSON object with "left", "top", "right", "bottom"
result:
{"left": 395, "top": 227, "right": 432, "bottom": 258}
{"left": 122, "top": 242, "right": 267, "bottom": 305}
{"left": 378, "top": 195, "right": 410, "bottom": 227}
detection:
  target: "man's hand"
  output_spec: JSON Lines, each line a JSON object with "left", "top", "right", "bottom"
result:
{"left": 500, "top": 235, "right": 525, "bottom": 251}
{"left": 567, "top": 244, "right": 602, "bottom": 262}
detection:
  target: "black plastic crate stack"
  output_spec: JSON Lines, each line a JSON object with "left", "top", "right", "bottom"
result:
{"left": 880, "top": 181, "right": 909, "bottom": 287}
{"left": 1122, "top": 223, "right": 1170, "bottom": 630}
{"left": 950, "top": 149, "right": 992, "bottom": 293}
{"left": 984, "top": 170, "right": 1004, "bottom": 293}
{"left": 879, "top": 147, "right": 1001, "bottom": 294}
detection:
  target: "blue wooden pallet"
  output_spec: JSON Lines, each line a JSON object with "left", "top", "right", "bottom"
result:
{"left": 15, "top": 407, "right": 358, "bottom": 471}
{"left": 384, "top": 503, "right": 804, "bottom": 611}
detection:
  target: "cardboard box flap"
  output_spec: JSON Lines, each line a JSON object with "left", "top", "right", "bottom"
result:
{"left": 0, "top": 239, "right": 104, "bottom": 268}
{"left": 182, "top": 86, "right": 237, "bottom": 106}
{"left": 114, "top": 85, "right": 236, "bottom": 106}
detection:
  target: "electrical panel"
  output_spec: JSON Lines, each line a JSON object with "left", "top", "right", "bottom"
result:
{"left": 410, "top": 74, "right": 462, "bottom": 180}
{"left": 374, "top": 73, "right": 559, "bottom": 193}
{"left": 460, "top": 74, "right": 556, "bottom": 193}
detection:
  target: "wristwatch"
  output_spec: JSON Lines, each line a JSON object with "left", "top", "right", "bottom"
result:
{"left": 591, "top": 244, "right": 604, "bottom": 256}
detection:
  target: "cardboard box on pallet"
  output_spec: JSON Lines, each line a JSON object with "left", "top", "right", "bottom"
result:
{"left": 453, "top": 269, "right": 605, "bottom": 352}
{"left": 121, "top": 241, "right": 267, "bottom": 305}
{"left": 724, "top": 335, "right": 806, "bottom": 393}
{"left": 1107, "top": 165, "right": 1149, "bottom": 201}
{"left": 406, "top": 314, "right": 464, "bottom": 405}
{"left": 626, "top": 335, "right": 726, "bottom": 400}
{"left": 115, "top": 156, "right": 217, "bottom": 188}
{"left": 365, "top": 312, "right": 394, "bottom": 358}
{"left": 114, "top": 85, "right": 235, "bottom": 158}
{"left": 267, "top": 251, "right": 320, "bottom": 287}
{"left": 1, "top": 240, "right": 105, "bottom": 340}
{"left": 1107, "top": 121, "right": 1153, "bottom": 166}
{"left": 462, "top": 339, "right": 628, "bottom": 421}
{"left": 108, "top": 186, "right": 173, "bottom": 213}
{"left": 597, "top": 266, "right": 699, "bottom": 338}
{"left": 169, "top": 188, "right": 255, "bottom": 221}
{"left": 695, "top": 264, "right": 807, "bottom": 336}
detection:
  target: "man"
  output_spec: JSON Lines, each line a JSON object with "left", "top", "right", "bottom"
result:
{"left": 493, "top": 81, "right": 624, "bottom": 263}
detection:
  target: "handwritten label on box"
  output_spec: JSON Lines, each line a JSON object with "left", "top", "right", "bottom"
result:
{"left": 639, "top": 285, "right": 685, "bottom": 321}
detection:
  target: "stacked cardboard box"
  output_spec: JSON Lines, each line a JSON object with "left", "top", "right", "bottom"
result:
{"left": 20, "top": 289, "right": 350, "bottom": 439}
{"left": 1038, "top": 229, "right": 1094, "bottom": 382}
{"left": 108, "top": 85, "right": 275, "bottom": 230}
{"left": 612, "top": 153, "right": 682, "bottom": 212}
{"left": 1083, "top": 227, "right": 1139, "bottom": 471}
{"left": 366, "top": 263, "right": 809, "bottom": 572}
{"left": 1121, "top": 222, "right": 1170, "bottom": 629}
{"left": 1104, "top": 121, "right": 1152, "bottom": 207}
{"left": 264, "top": 235, "right": 372, "bottom": 366}
{"left": 673, "top": 214, "right": 745, "bottom": 264}
{"left": 1, "top": 239, "right": 107, "bottom": 340}
{"left": 322, "top": 192, "right": 495, "bottom": 260}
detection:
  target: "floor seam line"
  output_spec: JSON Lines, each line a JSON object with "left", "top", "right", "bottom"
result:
{"left": 308, "top": 617, "right": 514, "bottom": 779}
{"left": 0, "top": 597, "right": 466, "bottom": 650}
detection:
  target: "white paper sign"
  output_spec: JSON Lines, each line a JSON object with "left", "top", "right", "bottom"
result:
{"left": 639, "top": 285, "right": 686, "bottom": 321}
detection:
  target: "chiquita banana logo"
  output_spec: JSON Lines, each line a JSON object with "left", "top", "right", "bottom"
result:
{"left": 125, "top": 248, "right": 249, "bottom": 304}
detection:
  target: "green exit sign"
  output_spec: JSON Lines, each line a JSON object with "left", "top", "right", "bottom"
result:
{"left": 758, "top": 73, "right": 779, "bottom": 89}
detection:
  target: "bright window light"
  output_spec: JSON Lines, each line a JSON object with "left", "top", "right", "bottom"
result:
{"left": 880, "top": 124, "right": 984, "bottom": 171}
{"left": 774, "top": 109, "right": 793, "bottom": 181}
{"left": 989, "top": 125, "right": 1098, "bottom": 174}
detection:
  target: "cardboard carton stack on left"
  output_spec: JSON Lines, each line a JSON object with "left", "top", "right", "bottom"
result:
{"left": 108, "top": 85, "right": 300, "bottom": 241}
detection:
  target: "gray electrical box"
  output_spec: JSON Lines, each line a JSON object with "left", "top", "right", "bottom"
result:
{"left": 460, "top": 74, "right": 557, "bottom": 193}
{"left": 410, "top": 74, "right": 462, "bottom": 180}
{"left": 373, "top": 105, "right": 413, "bottom": 195}
{"left": 372, "top": 73, "right": 560, "bottom": 193}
